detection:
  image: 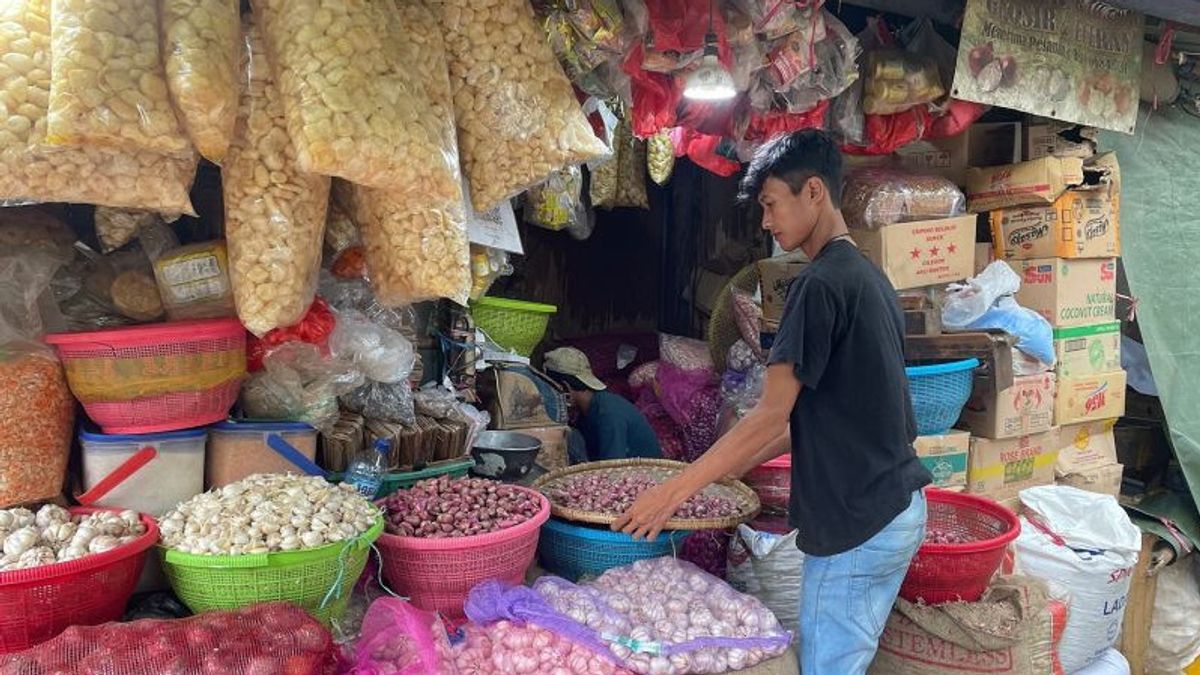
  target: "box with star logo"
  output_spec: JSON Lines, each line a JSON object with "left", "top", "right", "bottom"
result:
{"left": 956, "top": 372, "right": 1056, "bottom": 440}
{"left": 852, "top": 215, "right": 976, "bottom": 291}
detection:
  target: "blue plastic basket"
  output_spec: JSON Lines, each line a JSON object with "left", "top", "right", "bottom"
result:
{"left": 905, "top": 358, "right": 979, "bottom": 435}
{"left": 538, "top": 518, "right": 689, "bottom": 582}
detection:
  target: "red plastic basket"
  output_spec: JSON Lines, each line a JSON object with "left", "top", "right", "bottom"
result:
{"left": 900, "top": 489, "right": 1021, "bottom": 605}
{"left": 743, "top": 454, "right": 791, "bottom": 511}
{"left": 43, "top": 318, "right": 246, "bottom": 434}
{"left": 375, "top": 488, "right": 550, "bottom": 619}
{"left": 0, "top": 507, "right": 159, "bottom": 653}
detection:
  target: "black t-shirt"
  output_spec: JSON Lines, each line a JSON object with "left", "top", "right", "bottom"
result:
{"left": 768, "top": 238, "right": 930, "bottom": 556}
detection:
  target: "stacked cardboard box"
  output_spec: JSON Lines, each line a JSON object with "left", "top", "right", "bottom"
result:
{"left": 966, "top": 145, "right": 1125, "bottom": 501}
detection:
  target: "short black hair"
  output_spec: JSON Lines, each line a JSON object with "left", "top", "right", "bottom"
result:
{"left": 737, "top": 129, "right": 844, "bottom": 207}
{"left": 548, "top": 372, "right": 591, "bottom": 393}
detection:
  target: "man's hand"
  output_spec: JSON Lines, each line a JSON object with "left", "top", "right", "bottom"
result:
{"left": 612, "top": 480, "right": 687, "bottom": 541}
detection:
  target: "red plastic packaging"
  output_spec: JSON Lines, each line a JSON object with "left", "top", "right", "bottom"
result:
{"left": 246, "top": 298, "right": 336, "bottom": 371}
{"left": 0, "top": 602, "right": 334, "bottom": 674}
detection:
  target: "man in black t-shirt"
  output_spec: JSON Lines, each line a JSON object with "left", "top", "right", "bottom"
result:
{"left": 614, "top": 130, "right": 931, "bottom": 674}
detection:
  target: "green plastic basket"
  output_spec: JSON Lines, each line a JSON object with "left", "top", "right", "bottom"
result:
{"left": 470, "top": 296, "right": 557, "bottom": 356}
{"left": 160, "top": 518, "right": 384, "bottom": 626}
{"left": 328, "top": 457, "right": 475, "bottom": 499}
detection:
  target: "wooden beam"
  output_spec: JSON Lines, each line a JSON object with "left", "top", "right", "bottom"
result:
{"left": 1119, "top": 533, "right": 1161, "bottom": 674}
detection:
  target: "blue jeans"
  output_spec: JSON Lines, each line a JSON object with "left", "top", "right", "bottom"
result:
{"left": 798, "top": 490, "right": 926, "bottom": 675}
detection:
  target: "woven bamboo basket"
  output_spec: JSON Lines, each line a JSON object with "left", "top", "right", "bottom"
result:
{"left": 532, "top": 458, "right": 761, "bottom": 530}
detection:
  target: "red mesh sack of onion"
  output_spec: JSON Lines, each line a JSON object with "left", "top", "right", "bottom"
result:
{"left": 345, "top": 597, "right": 459, "bottom": 675}
{"left": 0, "top": 603, "right": 332, "bottom": 674}
{"left": 465, "top": 557, "right": 793, "bottom": 674}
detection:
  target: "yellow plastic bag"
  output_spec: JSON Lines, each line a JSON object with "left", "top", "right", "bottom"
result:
{"left": 47, "top": 0, "right": 190, "bottom": 154}
{"left": 430, "top": 0, "right": 610, "bottom": 211}
{"left": 162, "top": 0, "right": 240, "bottom": 164}
{"left": 223, "top": 17, "right": 330, "bottom": 336}
{"left": 0, "top": 0, "right": 197, "bottom": 213}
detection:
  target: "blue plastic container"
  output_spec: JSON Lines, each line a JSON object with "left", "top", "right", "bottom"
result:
{"left": 537, "top": 517, "right": 689, "bottom": 582}
{"left": 905, "top": 358, "right": 980, "bottom": 435}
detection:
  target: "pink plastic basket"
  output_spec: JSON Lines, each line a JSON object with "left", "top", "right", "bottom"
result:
{"left": 376, "top": 488, "right": 551, "bottom": 619}
{"left": 0, "top": 507, "right": 159, "bottom": 653}
{"left": 44, "top": 318, "right": 246, "bottom": 434}
{"left": 743, "top": 454, "right": 791, "bottom": 511}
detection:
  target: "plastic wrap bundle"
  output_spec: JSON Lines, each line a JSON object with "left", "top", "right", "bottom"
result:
{"left": 842, "top": 169, "right": 965, "bottom": 230}
{"left": 347, "top": 597, "right": 459, "bottom": 675}
{"left": 430, "top": 0, "right": 610, "bottom": 211}
{"left": 223, "top": 17, "right": 330, "bottom": 336}
{"left": 525, "top": 166, "right": 585, "bottom": 231}
{"left": 524, "top": 558, "right": 794, "bottom": 674}
{"left": 240, "top": 342, "right": 364, "bottom": 431}
{"left": 47, "top": 0, "right": 189, "bottom": 155}
{"left": 0, "top": 0, "right": 198, "bottom": 213}
{"left": 0, "top": 603, "right": 333, "bottom": 674}
{"left": 162, "top": 0, "right": 240, "bottom": 163}
{"left": 331, "top": 309, "right": 417, "bottom": 425}
{"left": 333, "top": 181, "right": 470, "bottom": 307}
{"left": 253, "top": 0, "right": 461, "bottom": 198}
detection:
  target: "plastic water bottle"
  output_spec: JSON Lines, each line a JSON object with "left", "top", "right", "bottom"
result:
{"left": 344, "top": 439, "right": 389, "bottom": 498}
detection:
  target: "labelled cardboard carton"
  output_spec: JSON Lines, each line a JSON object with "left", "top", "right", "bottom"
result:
{"left": 990, "top": 153, "right": 1120, "bottom": 260}
{"left": 1055, "top": 369, "right": 1127, "bottom": 426}
{"left": 957, "top": 372, "right": 1056, "bottom": 440}
{"left": 895, "top": 122, "right": 1022, "bottom": 186}
{"left": 1024, "top": 119, "right": 1098, "bottom": 161}
{"left": 966, "top": 156, "right": 1086, "bottom": 213}
{"left": 1055, "top": 419, "right": 1118, "bottom": 476}
{"left": 974, "top": 242, "right": 994, "bottom": 276}
{"left": 519, "top": 424, "right": 571, "bottom": 472}
{"left": 914, "top": 431, "right": 970, "bottom": 489}
{"left": 852, "top": 215, "right": 976, "bottom": 291}
{"left": 1057, "top": 463, "right": 1124, "bottom": 498}
{"left": 1008, "top": 257, "right": 1117, "bottom": 328}
{"left": 757, "top": 253, "right": 809, "bottom": 322}
{"left": 968, "top": 430, "right": 1058, "bottom": 502}
{"left": 1053, "top": 322, "right": 1122, "bottom": 379}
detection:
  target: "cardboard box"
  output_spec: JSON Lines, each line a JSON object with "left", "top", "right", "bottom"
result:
{"left": 957, "top": 373, "right": 1056, "bottom": 440}
{"left": 1057, "top": 463, "right": 1124, "bottom": 498}
{"left": 757, "top": 253, "right": 809, "bottom": 322}
{"left": 895, "top": 122, "right": 1022, "bottom": 186}
{"left": 1024, "top": 119, "right": 1099, "bottom": 161}
{"left": 974, "top": 243, "right": 994, "bottom": 276}
{"left": 1008, "top": 258, "right": 1117, "bottom": 328}
{"left": 990, "top": 153, "right": 1120, "bottom": 260}
{"left": 968, "top": 431, "right": 1058, "bottom": 502}
{"left": 853, "top": 215, "right": 976, "bottom": 291}
{"left": 1055, "top": 420, "right": 1118, "bottom": 475}
{"left": 1053, "top": 322, "right": 1122, "bottom": 379}
{"left": 519, "top": 424, "right": 571, "bottom": 472}
{"left": 966, "top": 156, "right": 1085, "bottom": 213}
{"left": 1055, "top": 369, "right": 1127, "bottom": 426}
{"left": 914, "top": 431, "right": 970, "bottom": 489}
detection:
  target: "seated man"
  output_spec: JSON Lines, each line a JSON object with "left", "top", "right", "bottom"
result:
{"left": 544, "top": 347, "right": 662, "bottom": 462}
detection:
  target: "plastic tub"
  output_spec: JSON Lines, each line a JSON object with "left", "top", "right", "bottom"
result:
{"left": 80, "top": 429, "right": 207, "bottom": 516}
{"left": 207, "top": 421, "right": 319, "bottom": 488}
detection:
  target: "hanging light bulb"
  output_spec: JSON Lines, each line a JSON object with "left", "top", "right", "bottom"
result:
{"left": 683, "top": 0, "right": 736, "bottom": 101}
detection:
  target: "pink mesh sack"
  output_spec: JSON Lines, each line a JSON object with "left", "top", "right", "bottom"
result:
{"left": 348, "top": 597, "right": 459, "bottom": 675}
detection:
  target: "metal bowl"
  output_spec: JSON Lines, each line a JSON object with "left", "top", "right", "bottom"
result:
{"left": 470, "top": 431, "right": 542, "bottom": 481}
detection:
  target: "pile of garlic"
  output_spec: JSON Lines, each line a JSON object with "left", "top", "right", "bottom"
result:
{"left": 0, "top": 505, "right": 146, "bottom": 572}
{"left": 159, "top": 474, "right": 379, "bottom": 556}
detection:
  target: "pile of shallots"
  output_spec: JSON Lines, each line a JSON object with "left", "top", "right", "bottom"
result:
{"left": 1, "top": 505, "right": 145, "bottom": 572}
{"left": 381, "top": 476, "right": 542, "bottom": 539}
{"left": 543, "top": 473, "right": 737, "bottom": 520}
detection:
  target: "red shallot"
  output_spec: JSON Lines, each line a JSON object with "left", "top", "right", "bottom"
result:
{"left": 925, "top": 528, "right": 973, "bottom": 545}
{"left": 381, "top": 476, "right": 541, "bottom": 539}
{"left": 544, "top": 474, "right": 737, "bottom": 520}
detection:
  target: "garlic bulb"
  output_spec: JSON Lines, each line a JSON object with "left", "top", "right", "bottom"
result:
{"left": 160, "top": 474, "right": 379, "bottom": 556}
{"left": 0, "top": 505, "right": 145, "bottom": 572}
{"left": 3, "top": 526, "right": 38, "bottom": 557}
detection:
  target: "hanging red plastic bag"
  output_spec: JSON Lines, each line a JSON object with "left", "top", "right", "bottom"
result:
{"left": 347, "top": 597, "right": 459, "bottom": 675}
{"left": 246, "top": 297, "right": 336, "bottom": 372}
{"left": 624, "top": 43, "right": 680, "bottom": 137}
{"left": 742, "top": 99, "right": 830, "bottom": 143}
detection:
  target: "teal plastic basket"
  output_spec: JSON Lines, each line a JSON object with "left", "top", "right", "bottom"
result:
{"left": 905, "top": 358, "right": 980, "bottom": 435}
{"left": 537, "top": 518, "right": 689, "bottom": 582}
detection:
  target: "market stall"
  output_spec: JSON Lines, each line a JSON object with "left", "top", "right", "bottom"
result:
{"left": 0, "top": 0, "right": 1199, "bottom": 673}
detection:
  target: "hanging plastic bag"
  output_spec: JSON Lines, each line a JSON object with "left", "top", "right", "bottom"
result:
{"left": 162, "top": 0, "right": 240, "bottom": 164}
{"left": 0, "top": 0, "right": 198, "bottom": 214}
{"left": 591, "top": 119, "right": 649, "bottom": 210}
{"left": 223, "top": 17, "right": 330, "bottom": 337}
{"left": 333, "top": 181, "right": 471, "bottom": 307}
{"left": 240, "top": 342, "right": 364, "bottom": 432}
{"left": 47, "top": 0, "right": 190, "bottom": 155}
{"left": 430, "top": 0, "right": 610, "bottom": 211}
{"left": 152, "top": 240, "right": 237, "bottom": 321}
{"left": 0, "top": 248, "right": 74, "bottom": 509}
{"left": 469, "top": 245, "right": 512, "bottom": 301}
{"left": 1015, "top": 485, "right": 1142, "bottom": 673}
{"left": 349, "top": 597, "right": 459, "bottom": 675}
{"left": 94, "top": 208, "right": 162, "bottom": 254}
{"left": 525, "top": 166, "right": 585, "bottom": 231}
{"left": 647, "top": 130, "right": 675, "bottom": 184}
{"left": 841, "top": 168, "right": 965, "bottom": 230}
{"left": 246, "top": 297, "right": 337, "bottom": 372}
{"left": 253, "top": 0, "right": 461, "bottom": 198}
{"left": 329, "top": 309, "right": 416, "bottom": 385}
{"left": 862, "top": 50, "right": 944, "bottom": 115}
{"left": 324, "top": 200, "right": 360, "bottom": 257}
